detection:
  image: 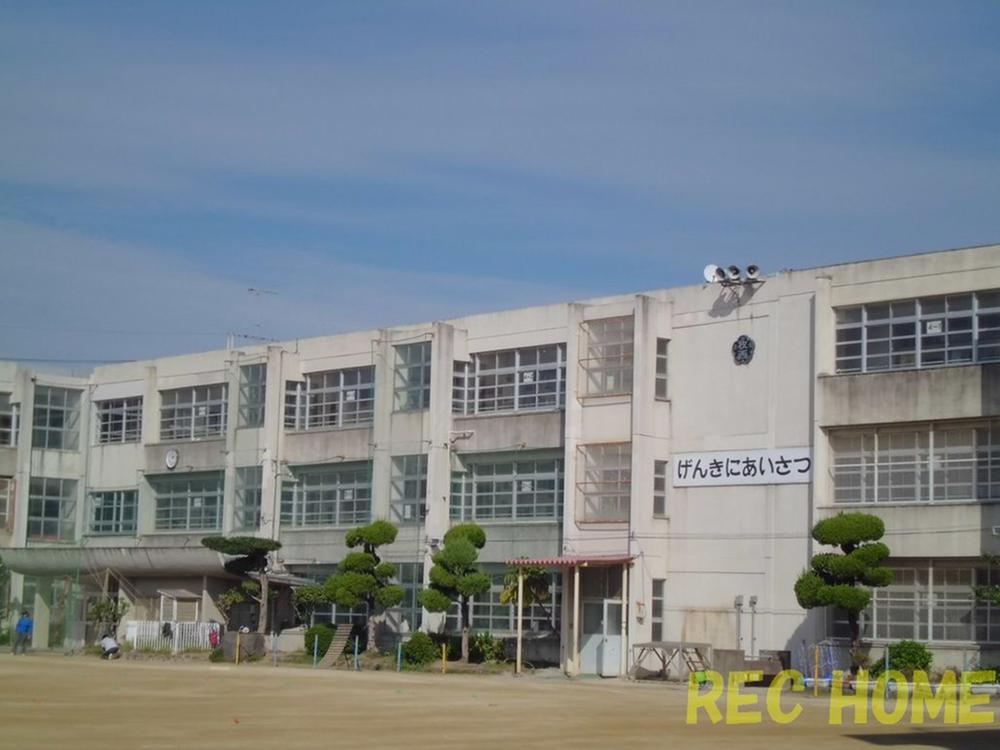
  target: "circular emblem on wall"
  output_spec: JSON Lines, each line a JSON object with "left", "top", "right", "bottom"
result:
{"left": 165, "top": 448, "right": 180, "bottom": 470}
{"left": 732, "top": 335, "right": 755, "bottom": 365}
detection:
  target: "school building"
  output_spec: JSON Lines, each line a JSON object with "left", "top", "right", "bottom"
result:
{"left": 1, "top": 243, "right": 999, "bottom": 674}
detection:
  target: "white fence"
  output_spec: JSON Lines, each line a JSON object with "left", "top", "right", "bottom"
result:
{"left": 125, "top": 620, "right": 216, "bottom": 654}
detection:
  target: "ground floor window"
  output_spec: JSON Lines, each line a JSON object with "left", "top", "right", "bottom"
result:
{"left": 445, "top": 564, "right": 562, "bottom": 635}
{"left": 830, "top": 561, "right": 1000, "bottom": 644}
{"left": 650, "top": 579, "right": 665, "bottom": 641}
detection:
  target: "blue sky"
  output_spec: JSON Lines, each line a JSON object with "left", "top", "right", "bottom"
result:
{"left": 2, "top": 1, "right": 999, "bottom": 362}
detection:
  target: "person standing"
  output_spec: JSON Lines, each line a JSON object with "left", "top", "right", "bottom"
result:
{"left": 12, "top": 610, "right": 32, "bottom": 654}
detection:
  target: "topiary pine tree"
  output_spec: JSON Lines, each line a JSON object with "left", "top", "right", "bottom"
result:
{"left": 202, "top": 536, "right": 282, "bottom": 634}
{"left": 420, "top": 523, "right": 491, "bottom": 663}
{"left": 794, "top": 512, "right": 892, "bottom": 670}
{"left": 324, "top": 520, "right": 404, "bottom": 652}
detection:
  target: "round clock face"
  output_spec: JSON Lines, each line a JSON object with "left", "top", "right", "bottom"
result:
{"left": 165, "top": 448, "right": 179, "bottom": 470}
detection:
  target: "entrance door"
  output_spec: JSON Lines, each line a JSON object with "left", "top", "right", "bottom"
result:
{"left": 600, "top": 599, "right": 622, "bottom": 677}
{"left": 579, "top": 598, "right": 623, "bottom": 676}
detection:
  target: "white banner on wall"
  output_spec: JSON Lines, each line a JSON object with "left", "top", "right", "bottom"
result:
{"left": 672, "top": 447, "right": 812, "bottom": 487}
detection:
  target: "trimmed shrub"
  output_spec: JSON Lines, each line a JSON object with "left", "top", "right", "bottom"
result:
{"left": 869, "top": 640, "right": 932, "bottom": 677}
{"left": 304, "top": 623, "right": 337, "bottom": 658}
{"left": 402, "top": 632, "right": 438, "bottom": 665}
{"left": 471, "top": 632, "right": 506, "bottom": 663}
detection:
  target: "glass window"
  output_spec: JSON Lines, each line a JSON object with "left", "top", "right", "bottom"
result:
{"left": 385, "top": 562, "right": 424, "bottom": 632}
{"left": 835, "top": 290, "right": 1000, "bottom": 373}
{"left": 655, "top": 339, "right": 669, "bottom": 400}
{"left": 831, "top": 421, "right": 1000, "bottom": 504}
{"left": 450, "top": 454, "right": 563, "bottom": 522}
{"left": 234, "top": 466, "right": 263, "bottom": 531}
{"left": 27, "top": 477, "right": 77, "bottom": 541}
{"left": 238, "top": 363, "right": 267, "bottom": 428}
{"left": 394, "top": 341, "right": 432, "bottom": 411}
{"left": 32, "top": 386, "right": 81, "bottom": 450}
{"left": 577, "top": 443, "right": 631, "bottom": 522}
{"left": 390, "top": 455, "right": 427, "bottom": 525}
{"left": 88, "top": 490, "right": 137, "bottom": 535}
{"left": 831, "top": 564, "right": 1000, "bottom": 644}
{"left": 651, "top": 579, "right": 665, "bottom": 641}
{"left": 453, "top": 344, "right": 567, "bottom": 415}
{"left": 283, "top": 366, "right": 375, "bottom": 430}
{"left": 0, "top": 476, "right": 13, "bottom": 530}
{"left": 281, "top": 462, "right": 372, "bottom": 527}
{"left": 0, "top": 393, "right": 16, "bottom": 446}
{"left": 446, "top": 564, "right": 562, "bottom": 635}
{"left": 150, "top": 472, "right": 224, "bottom": 531}
{"left": 581, "top": 316, "right": 634, "bottom": 396}
{"left": 159, "top": 385, "right": 228, "bottom": 441}
{"left": 653, "top": 460, "right": 668, "bottom": 516}
{"left": 96, "top": 397, "right": 143, "bottom": 444}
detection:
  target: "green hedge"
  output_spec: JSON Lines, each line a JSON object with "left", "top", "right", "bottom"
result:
{"left": 304, "top": 623, "right": 337, "bottom": 657}
{"left": 402, "top": 632, "right": 439, "bottom": 665}
{"left": 869, "top": 640, "right": 932, "bottom": 677}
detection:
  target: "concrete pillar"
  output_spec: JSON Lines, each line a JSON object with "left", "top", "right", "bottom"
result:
{"left": 31, "top": 579, "right": 51, "bottom": 649}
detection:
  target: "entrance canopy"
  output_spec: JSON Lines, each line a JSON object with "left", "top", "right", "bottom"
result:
{"left": 504, "top": 554, "right": 634, "bottom": 568}
{"left": 505, "top": 554, "right": 634, "bottom": 677}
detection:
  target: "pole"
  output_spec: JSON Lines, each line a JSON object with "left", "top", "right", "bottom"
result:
{"left": 620, "top": 563, "right": 629, "bottom": 677}
{"left": 516, "top": 568, "right": 524, "bottom": 676}
{"left": 353, "top": 636, "right": 359, "bottom": 671}
{"left": 313, "top": 633, "right": 319, "bottom": 667}
{"left": 441, "top": 643, "right": 447, "bottom": 674}
{"left": 397, "top": 641, "right": 402, "bottom": 672}
{"left": 571, "top": 565, "right": 580, "bottom": 677}
{"left": 235, "top": 631, "right": 241, "bottom": 666}
{"left": 813, "top": 645, "right": 819, "bottom": 697}
{"left": 271, "top": 632, "right": 277, "bottom": 667}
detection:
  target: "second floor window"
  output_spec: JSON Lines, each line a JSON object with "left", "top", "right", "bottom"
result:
{"left": 88, "top": 489, "right": 138, "bottom": 535}
{"left": 655, "top": 339, "right": 669, "bottom": 399}
{"left": 33, "top": 386, "right": 81, "bottom": 450}
{"left": 390, "top": 454, "right": 427, "bottom": 525}
{"left": 234, "top": 466, "right": 263, "bottom": 530}
{"left": 27, "top": 477, "right": 77, "bottom": 541}
{"left": 150, "top": 472, "right": 224, "bottom": 531}
{"left": 831, "top": 420, "right": 1000, "bottom": 505}
{"left": 577, "top": 442, "right": 631, "bottom": 522}
{"left": 394, "top": 341, "right": 431, "bottom": 411}
{"left": 453, "top": 344, "right": 567, "bottom": 415}
{"left": 653, "top": 460, "right": 668, "bottom": 516}
{"left": 281, "top": 462, "right": 372, "bottom": 527}
{"left": 835, "top": 290, "right": 1000, "bottom": 374}
{"left": 451, "top": 454, "right": 563, "bottom": 522}
{"left": 284, "top": 366, "right": 375, "bottom": 430}
{"left": 160, "top": 384, "right": 228, "bottom": 441}
{"left": 96, "top": 397, "right": 143, "bottom": 444}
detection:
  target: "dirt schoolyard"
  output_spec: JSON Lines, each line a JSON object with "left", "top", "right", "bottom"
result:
{"left": 0, "top": 654, "right": 997, "bottom": 749}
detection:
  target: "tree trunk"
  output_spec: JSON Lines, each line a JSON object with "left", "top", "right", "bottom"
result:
{"left": 461, "top": 598, "right": 470, "bottom": 663}
{"left": 366, "top": 612, "right": 377, "bottom": 652}
{"left": 847, "top": 609, "right": 861, "bottom": 676}
{"left": 257, "top": 571, "right": 269, "bottom": 635}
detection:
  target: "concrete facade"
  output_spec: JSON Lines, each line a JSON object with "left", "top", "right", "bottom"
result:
{"left": 1, "top": 244, "right": 999, "bottom": 673}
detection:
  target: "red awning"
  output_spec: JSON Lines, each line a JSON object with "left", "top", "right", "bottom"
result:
{"left": 504, "top": 554, "right": 634, "bottom": 567}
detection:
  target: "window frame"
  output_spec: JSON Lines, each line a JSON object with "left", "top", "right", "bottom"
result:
{"left": 32, "top": 386, "right": 81, "bottom": 451}
{"left": 283, "top": 366, "right": 375, "bottom": 431}
{"left": 150, "top": 472, "right": 224, "bottom": 532}
{"left": 655, "top": 338, "right": 669, "bottom": 400}
{"left": 0, "top": 392, "right": 17, "bottom": 447}
{"left": 234, "top": 465, "right": 263, "bottom": 531}
{"left": 390, "top": 454, "right": 427, "bottom": 525}
{"left": 651, "top": 579, "right": 665, "bottom": 641}
{"left": 27, "top": 477, "right": 77, "bottom": 541}
{"left": 450, "top": 454, "right": 564, "bottom": 523}
{"left": 159, "top": 385, "right": 228, "bottom": 442}
{"left": 95, "top": 397, "right": 143, "bottom": 444}
{"left": 87, "top": 489, "right": 138, "bottom": 535}
{"left": 580, "top": 316, "right": 634, "bottom": 397}
{"left": 835, "top": 290, "right": 1000, "bottom": 374}
{"left": 653, "top": 460, "right": 668, "bottom": 517}
{"left": 394, "top": 341, "right": 432, "bottom": 412}
{"left": 238, "top": 363, "right": 267, "bottom": 428}
{"left": 453, "top": 344, "right": 567, "bottom": 416}
{"left": 577, "top": 442, "right": 632, "bottom": 523}
{"left": 281, "top": 462, "right": 372, "bottom": 528}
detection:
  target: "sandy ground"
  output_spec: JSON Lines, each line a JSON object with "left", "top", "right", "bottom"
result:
{"left": 0, "top": 654, "right": 998, "bottom": 750}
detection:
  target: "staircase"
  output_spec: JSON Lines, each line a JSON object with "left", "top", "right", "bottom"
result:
{"left": 316, "top": 630, "right": 352, "bottom": 668}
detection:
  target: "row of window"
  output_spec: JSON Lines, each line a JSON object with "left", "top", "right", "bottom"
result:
{"left": 832, "top": 420, "right": 1000, "bottom": 505}
{"left": 831, "top": 564, "right": 1000, "bottom": 644}
{"left": 835, "top": 289, "right": 1000, "bottom": 374}
{"left": 25, "top": 469, "right": 263, "bottom": 540}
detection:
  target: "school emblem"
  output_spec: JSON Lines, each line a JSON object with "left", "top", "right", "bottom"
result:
{"left": 732, "top": 335, "right": 755, "bottom": 365}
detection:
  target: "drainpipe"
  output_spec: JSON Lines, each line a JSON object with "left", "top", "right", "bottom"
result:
{"left": 734, "top": 595, "right": 744, "bottom": 654}
{"left": 748, "top": 595, "right": 758, "bottom": 659}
